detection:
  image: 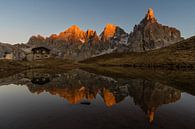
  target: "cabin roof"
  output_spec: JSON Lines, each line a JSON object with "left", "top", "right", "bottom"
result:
{"left": 32, "top": 47, "right": 50, "bottom": 52}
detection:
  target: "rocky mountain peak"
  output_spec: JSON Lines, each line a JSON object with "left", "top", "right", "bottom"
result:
{"left": 57, "top": 25, "right": 86, "bottom": 43}
{"left": 49, "top": 34, "right": 58, "bottom": 40}
{"left": 128, "top": 8, "right": 183, "bottom": 52}
{"left": 28, "top": 35, "right": 45, "bottom": 45}
{"left": 86, "top": 29, "right": 97, "bottom": 38}
{"left": 140, "top": 8, "right": 157, "bottom": 25}
{"left": 66, "top": 25, "right": 82, "bottom": 33}
{"left": 102, "top": 24, "right": 117, "bottom": 40}
{"left": 85, "top": 29, "right": 100, "bottom": 45}
{"left": 32, "top": 35, "right": 45, "bottom": 40}
{"left": 146, "top": 8, "right": 156, "bottom": 22}
{"left": 100, "top": 24, "right": 128, "bottom": 44}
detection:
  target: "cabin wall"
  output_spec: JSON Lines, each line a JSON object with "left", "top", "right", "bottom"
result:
{"left": 33, "top": 53, "right": 51, "bottom": 60}
{"left": 26, "top": 47, "right": 51, "bottom": 61}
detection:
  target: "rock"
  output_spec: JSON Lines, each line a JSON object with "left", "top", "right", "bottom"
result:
{"left": 57, "top": 25, "right": 86, "bottom": 44}
{"left": 128, "top": 8, "right": 183, "bottom": 52}
{"left": 28, "top": 35, "right": 45, "bottom": 45}
{"left": 100, "top": 24, "right": 129, "bottom": 45}
{"left": 25, "top": 24, "right": 129, "bottom": 60}
{"left": 85, "top": 29, "right": 100, "bottom": 45}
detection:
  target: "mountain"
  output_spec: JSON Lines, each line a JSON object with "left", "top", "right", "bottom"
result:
{"left": 100, "top": 24, "right": 128, "bottom": 45}
{"left": 28, "top": 25, "right": 86, "bottom": 45}
{"left": 28, "top": 35, "right": 45, "bottom": 45}
{"left": 128, "top": 8, "right": 183, "bottom": 52}
{"left": 0, "top": 8, "right": 185, "bottom": 61}
{"left": 25, "top": 8, "right": 184, "bottom": 60}
{"left": 27, "top": 26, "right": 91, "bottom": 60}
{"left": 26, "top": 24, "right": 129, "bottom": 60}
{"left": 56, "top": 25, "right": 86, "bottom": 43}
{"left": 85, "top": 29, "right": 100, "bottom": 45}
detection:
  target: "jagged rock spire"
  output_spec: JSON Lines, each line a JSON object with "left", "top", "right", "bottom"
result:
{"left": 146, "top": 8, "right": 156, "bottom": 21}
{"left": 141, "top": 8, "right": 157, "bottom": 24}
{"left": 128, "top": 8, "right": 182, "bottom": 52}
{"left": 100, "top": 24, "right": 128, "bottom": 44}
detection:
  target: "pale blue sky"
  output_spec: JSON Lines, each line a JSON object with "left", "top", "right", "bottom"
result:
{"left": 0, "top": 0, "right": 194, "bottom": 44}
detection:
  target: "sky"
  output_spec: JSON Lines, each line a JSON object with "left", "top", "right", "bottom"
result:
{"left": 0, "top": 0, "right": 194, "bottom": 44}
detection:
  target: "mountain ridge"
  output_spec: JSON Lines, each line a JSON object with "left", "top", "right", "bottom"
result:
{"left": 0, "top": 8, "right": 185, "bottom": 61}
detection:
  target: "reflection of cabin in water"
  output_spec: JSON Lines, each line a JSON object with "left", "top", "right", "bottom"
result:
{"left": 26, "top": 47, "right": 51, "bottom": 61}
{"left": 31, "top": 77, "right": 50, "bottom": 85}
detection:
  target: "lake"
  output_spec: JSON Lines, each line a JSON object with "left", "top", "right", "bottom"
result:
{"left": 0, "top": 68, "right": 195, "bottom": 129}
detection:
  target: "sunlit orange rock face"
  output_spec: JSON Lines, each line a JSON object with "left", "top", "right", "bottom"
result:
{"left": 100, "top": 24, "right": 128, "bottom": 45}
{"left": 101, "top": 24, "right": 117, "bottom": 42}
{"left": 86, "top": 29, "right": 96, "bottom": 38}
{"left": 57, "top": 25, "right": 86, "bottom": 43}
{"left": 50, "top": 34, "right": 58, "bottom": 40}
{"left": 103, "top": 89, "right": 116, "bottom": 107}
{"left": 86, "top": 29, "right": 100, "bottom": 44}
{"left": 146, "top": 8, "right": 156, "bottom": 22}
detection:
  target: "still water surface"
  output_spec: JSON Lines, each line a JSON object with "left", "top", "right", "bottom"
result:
{"left": 0, "top": 69, "right": 195, "bottom": 129}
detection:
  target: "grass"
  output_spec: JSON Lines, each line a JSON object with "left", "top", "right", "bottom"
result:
{"left": 80, "top": 36, "right": 195, "bottom": 70}
{"left": 0, "top": 58, "right": 78, "bottom": 78}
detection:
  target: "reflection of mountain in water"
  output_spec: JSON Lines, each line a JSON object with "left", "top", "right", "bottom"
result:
{"left": 0, "top": 69, "right": 181, "bottom": 123}
{"left": 128, "top": 80, "right": 181, "bottom": 123}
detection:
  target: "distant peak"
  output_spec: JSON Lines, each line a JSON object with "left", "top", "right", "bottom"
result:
{"left": 104, "top": 24, "right": 117, "bottom": 34}
{"left": 86, "top": 29, "right": 96, "bottom": 36}
{"left": 147, "top": 8, "right": 155, "bottom": 19}
{"left": 67, "top": 25, "right": 82, "bottom": 32}
{"left": 105, "top": 24, "right": 116, "bottom": 29}
{"left": 86, "top": 29, "right": 96, "bottom": 33}
{"left": 50, "top": 34, "right": 58, "bottom": 39}
{"left": 70, "top": 25, "right": 80, "bottom": 29}
{"left": 102, "top": 24, "right": 117, "bottom": 39}
{"left": 32, "top": 35, "right": 45, "bottom": 39}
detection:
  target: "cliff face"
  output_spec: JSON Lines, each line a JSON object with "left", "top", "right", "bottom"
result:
{"left": 57, "top": 25, "right": 86, "bottom": 43}
{"left": 100, "top": 24, "right": 128, "bottom": 45}
{"left": 128, "top": 8, "right": 183, "bottom": 52}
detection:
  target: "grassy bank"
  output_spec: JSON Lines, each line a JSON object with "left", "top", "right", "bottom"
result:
{"left": 0, "top": 58, "right": 78, "bottom": 78}
{"left": 81, "top": 36, "right": 195, "bottom": 70}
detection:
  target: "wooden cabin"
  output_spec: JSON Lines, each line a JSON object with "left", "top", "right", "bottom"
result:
{"left": 26, "top": 47, "right": 51, "bottom": 61}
